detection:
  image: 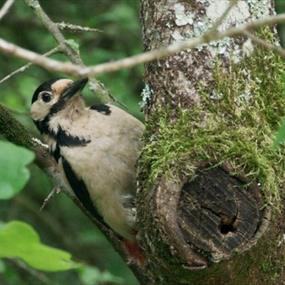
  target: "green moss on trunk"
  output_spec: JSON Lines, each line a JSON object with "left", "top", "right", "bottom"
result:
{"left": 140, "top": 30, "right": 285, "bottom": 210}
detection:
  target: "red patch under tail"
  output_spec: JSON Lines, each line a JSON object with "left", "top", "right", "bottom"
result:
{"left": 123, "top": 240, "right": 145, "bottom": 266}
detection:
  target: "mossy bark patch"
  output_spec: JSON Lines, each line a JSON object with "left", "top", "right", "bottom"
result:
{"left": 140, "top": 30, "right": 285, "bottom": 209}
{"left": 138, "top": 0, "right": 285, "bottom": 284}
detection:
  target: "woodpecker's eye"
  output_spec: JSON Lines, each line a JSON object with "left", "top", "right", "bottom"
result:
{"left": 41, "top": 92, "right": 52, "bottom": 103}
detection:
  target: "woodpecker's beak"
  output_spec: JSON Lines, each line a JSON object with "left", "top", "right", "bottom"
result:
{"left": 62, "top": 78, "right": 88, "bottom": 101}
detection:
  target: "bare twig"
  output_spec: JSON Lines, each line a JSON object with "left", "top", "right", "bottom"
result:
{"left": 0, "top": 38, "right": 79, "bottom": 74}
{"left": 57, "top": 22, "right": 101, "bottom": 33}
{"left": 31, "top": 137, "right": 48, "bottom": 149}
{"left": 15, "top": 195, "right": 80, "bottom": 251}
{"left": 208, "top": 0, "right": 238, "bottom": 33}
{"left": 80, "top": 14, "right": 285, "bottom": 76}
{"left": 24, "top": 0, "right": 110, "bottom": 103}
{"left": 1, "top": 13, "right": 285, "bottom": 77}
{"left": 40, "top": 186, "right": 62, "bottom": 211}
{"left": 243, "top": 30, "right": 285, "bottom": 58}
{"left": 9, "top": 259, "right": 50, "bottom": 285}
{"left": 0, "top": 0, "right": 15, "bottom": 21}
{"left": 24, "top": 0, "right": 80, "bottom": 62}
{"left": 0, "top": 46, "right": 60, "bottom": 84}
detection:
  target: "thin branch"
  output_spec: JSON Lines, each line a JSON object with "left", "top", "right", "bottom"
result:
{"left": 0, "top": 0, "right": 14, "bottom": 21}
{"left": 0, "top": 38, "right": 80, "bottom": 74}
{"left": 57, "top": 22, "right": 101, "bottom": 33}
{"left": 9, "top": 259, "right": 50, "bottom": 285}
{"left": 80, "top": 13, "right": 285, "bottom": 76}
{"left": 1, "top": 13, "right": 285, "bottom": 77}
{"left": 208, "top": 0, "right": 238, "bottom": 33}
{"left": 24, "top": 0, "right": 80, "bottom": 63}
{"left": 40, "top": 186, "right": 61, "bottom": 211}
{"left": 0, "top": 46, "right": 60, "bottom": 85}
{"left": 14, "top": 195, "right": 80, "bottom": 252}
{"left": 243, "top": 30, "right": 285, "bottom": 58}
{"left": 24, "top": 0, "right": 110, "bottom": 103}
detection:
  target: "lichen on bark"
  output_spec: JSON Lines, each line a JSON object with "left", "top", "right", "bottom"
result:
{"left": 138, "top": 0, "right": 285, "bottom": 284}
{"left": 140, "top": 28, "right": 285, "bottom": 209}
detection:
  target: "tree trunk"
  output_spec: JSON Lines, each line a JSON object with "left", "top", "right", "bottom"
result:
{"left": 137, "top": 0, "right": 285, "bottom": 284}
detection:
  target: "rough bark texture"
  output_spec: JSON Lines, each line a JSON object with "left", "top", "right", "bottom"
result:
{"left": 137, "top": 0, "right": 285, "bottom": 284}
{"left": 1, "top": 1, "right": 285, "bottom": 285}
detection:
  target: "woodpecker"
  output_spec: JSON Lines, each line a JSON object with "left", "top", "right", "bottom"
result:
{"left": 30, "top": 78, "right": 144, "bottom": 244}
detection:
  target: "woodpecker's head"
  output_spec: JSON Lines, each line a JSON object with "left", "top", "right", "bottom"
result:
{"left": 30, "top": 77, "right": 88, "bottom": 123}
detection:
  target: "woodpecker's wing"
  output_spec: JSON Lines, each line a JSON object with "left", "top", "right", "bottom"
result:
{"left": 60, "top": 154, "right": 106, "bottom": 226}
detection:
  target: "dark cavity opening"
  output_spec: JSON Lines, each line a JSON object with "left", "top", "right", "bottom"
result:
{"left": 220, "top": 223, "right": 236, "bottom": 235}
{"left": 219, "top": 215, "right": 237, "bottom": 235}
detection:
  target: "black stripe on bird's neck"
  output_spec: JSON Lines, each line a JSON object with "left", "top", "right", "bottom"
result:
{"left": 34, "top": 119, "right": 91, "bottom": 147}
{"left": 34, "top": 118, "right": 50, "bottom": 135}
{"left": 48, "top": 96, "right": 69, "bottom": 117}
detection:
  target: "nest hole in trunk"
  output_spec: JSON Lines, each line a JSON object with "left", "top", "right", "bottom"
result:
{"left": 177, "top": 166, "right": 270, "bottom": 263}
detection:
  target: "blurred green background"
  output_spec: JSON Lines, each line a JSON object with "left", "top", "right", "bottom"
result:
{"left": 0, "top": 0, "right": 142, "bottom": 284}
{"left": 0, "top": 1, "right": 285, "bottom": 285}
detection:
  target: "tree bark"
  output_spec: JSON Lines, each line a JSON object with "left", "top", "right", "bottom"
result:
{"left": 137, "top": 0, "right": 285, "bottom": 284}
{"left": 1, "top": 1, "right": 285, "bottom": 285}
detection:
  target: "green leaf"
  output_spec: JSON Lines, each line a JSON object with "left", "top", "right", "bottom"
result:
{"left": 0, "top": 141, "right": 35, "bottom": 199}
{"left": 0, "top": 221, "right": 79, "bottom": 272}
{"left": 65, "top": 39, "right": 80, "bottom": 54}
{"left": 274, "top": 117, "right": 285, "bottom": 147}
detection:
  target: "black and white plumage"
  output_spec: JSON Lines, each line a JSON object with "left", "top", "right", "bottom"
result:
{"left": 30, "top": 78, "right": 144, "bottom": 241}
